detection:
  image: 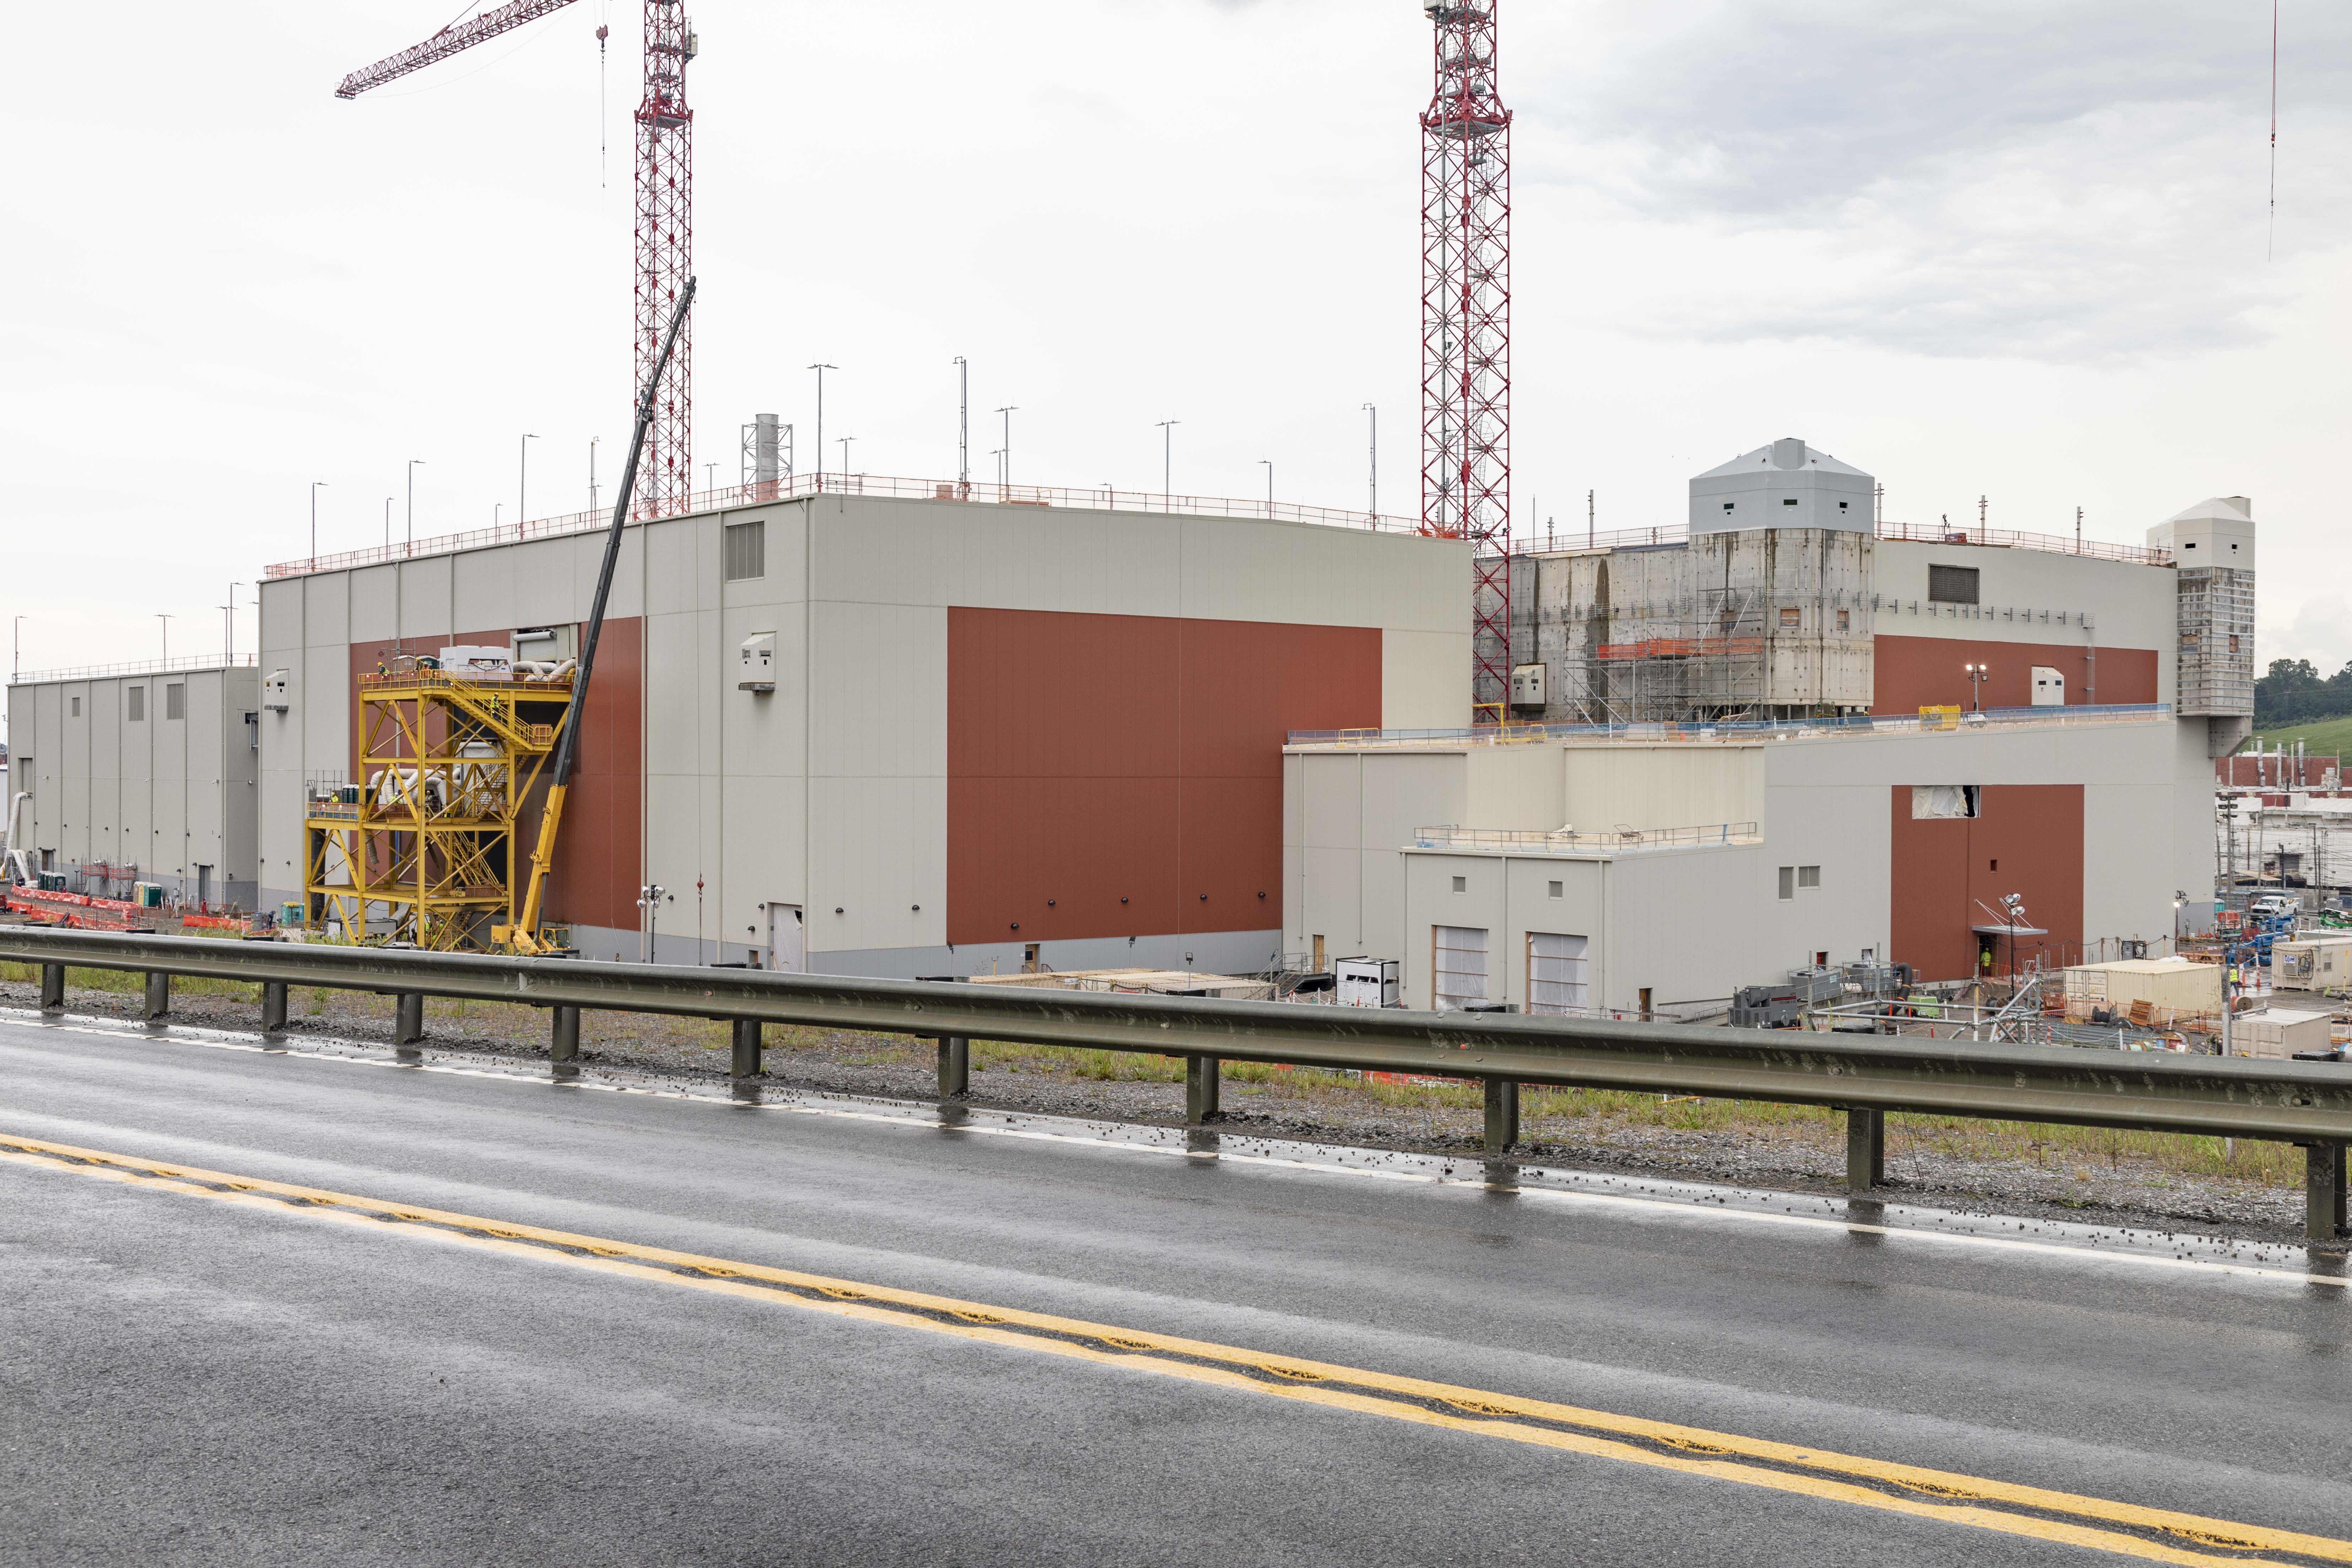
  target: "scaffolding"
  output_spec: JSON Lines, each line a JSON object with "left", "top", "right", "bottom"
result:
{"left": 2175, "top": 566, "right": 2255, "bottom": 717}
{"left": 303, "top": 663, "right": 573, "bottom": 949}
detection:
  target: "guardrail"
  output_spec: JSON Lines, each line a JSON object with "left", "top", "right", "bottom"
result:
{"left": 1289, "top": 704, "right": 2173, "bottom": 749}
{"left": 2, "top": 928, "right": 2345, "bottom": 1244}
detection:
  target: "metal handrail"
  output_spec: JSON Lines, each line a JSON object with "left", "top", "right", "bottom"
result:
{"left": 1289, "top": 704, "right": 2173, "bottom": 748}
{"left": 2, "top": 929, "right": 2348, "bottom": 1147}
{"left": 12, "top": 653, "right": 258, "bottom": 686}
{"left": 1411, "top": 823, "right": 1760, "bottom": 855}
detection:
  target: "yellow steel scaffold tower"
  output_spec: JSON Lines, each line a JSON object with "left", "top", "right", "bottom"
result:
{"left": 303, "top": 663, "right": 574, "bottom": 949}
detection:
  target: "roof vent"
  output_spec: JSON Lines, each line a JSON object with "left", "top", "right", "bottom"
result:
{"left": 1771, "top": 437, "right": 1807, "bottom": 470}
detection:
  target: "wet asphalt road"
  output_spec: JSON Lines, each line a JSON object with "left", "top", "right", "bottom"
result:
{"left": 2, "top": 1010, "right": 2349, "bottom": 1567}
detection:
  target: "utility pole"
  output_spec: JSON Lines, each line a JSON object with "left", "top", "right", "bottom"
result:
{"left": 996, "top": 406, "right": 1017, "bottom": 487}
{"left": 2075, "top": 506, "right": 2083, "bottom": 555}
{"left": 310, "top": 480, "right": 328, "bottom": 568}
{"left": 808, "top": 363, "right": 837, "bottom": 482}
{"left": 406, "top": 459, "right": 426, "bottom": 554}
{"left": 588, "top": 437, "right": 600, "bottom": 514}
{"left": 519, "top": 433, "right": 537, "bottom": 528}
{"left": 1587, "top": 489, "right": 1595, "bottom": 550}
{"left": 1979, "top": 494, "right": 1988, "bottom": 529}
{"left": 383, "top": 496, "right": 392, "bottom": 550}
{"left": 13, "top": 616, "right": 23, "bottom": 682}
{"left": 223, "top": 583, "right": 241, "bottom": 661}
{"left": 1259, "top": 459, "right": 1274, "bottom": 515}
{"left": 156, "top": 613, "right": 173, "bottom": 665}
{"left": 1362, "top": 403, "right": 1376, "bottom": 517}
{"left": 954, "top": 357, "right": 970, "bottom": 498}
{"left": 1156, "top": 419, "right": 1178, "bottom": 512}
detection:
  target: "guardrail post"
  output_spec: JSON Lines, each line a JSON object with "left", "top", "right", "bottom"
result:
{"left": 552, "top": 1005, "right": 580, "bottom": 1063}
{"left": 2307, "top": 1144, "right": 2348, "bottom": 1246}
{"left": 394, "top": 992, "right": 424, "bottom": 1045}
{"left": 1186, "top": 1055, "right": 1221, "bottom": 1124}
{"left": 1846, "top": 1107, "right": 1885, "bottom": 1192}
{"left": 39, "top": 963, "right": 64, "bottom": 1012}
{"left": 937, "top": 1035, "right": 969, "bottom": 1098}
{"left": 730, "top": 1018, "right": 762, "bottom": 1079}
{"left": 260, "top": 981, "right": 288, "bottom": 1033}
{"left": 1484, "top": 1079, "right": 1520, "bottom": 1154}
{"left": 142, "top": 970, "right": 170, "bottom": 1022}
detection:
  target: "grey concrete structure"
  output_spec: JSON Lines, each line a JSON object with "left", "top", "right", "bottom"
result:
{"left": 4, "top": 659, "right": 260, "bottom": 909}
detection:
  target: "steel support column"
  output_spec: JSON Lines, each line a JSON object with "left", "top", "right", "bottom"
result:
{"left": 143, "top": 971, "right": 170, "bottom": 1022}
{"left": 1187, "top": 1056, "right": 1221, "bottom": 1124}
{"left": 937, "top": 1035, "right": 969, "bottom": 1098}
{"left": 1484, "top": 1079, "right": 1520, "bottom": 1153}
{"left": 261, "top": 981, "right": 288, "bottom": 1033}
{"left": 552, "top": 1004, "right": 581, "bottom": 1063}
{"left": 39, "top": 963, "right": 64, "bottom": 1012}
{"left": 1846, "top": 1106, "right": 1885, "bottom": 1192}
{"left": 730, "top": 1018, "right": 762, "bottom": 1079}
{"left": 395, "top": 992, "right": 424, "bottom": 1044}
{"left": 2307, "top": 1143, "right": 2348, "bottom": 1246}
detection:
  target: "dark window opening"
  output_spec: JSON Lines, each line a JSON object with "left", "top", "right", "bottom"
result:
{"left": 722, "top": 519, "right": 766, "bottom": 581}
{"left": 1927, "top": 564, "right": 1980, "bottom": 605}
{"left": 1781, "top": 497, "right": 1798, "bottom": 507}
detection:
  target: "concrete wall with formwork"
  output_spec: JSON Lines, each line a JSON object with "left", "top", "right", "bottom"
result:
{"left": 261, "top": 493, "right": 1468, "bottom": 976}
{"left": 6, "top": 662, "right": 260, "bottom": 908}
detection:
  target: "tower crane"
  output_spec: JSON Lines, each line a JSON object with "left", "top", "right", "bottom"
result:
{"left": 336, "top": 0, "right": 697, "bottom": 518}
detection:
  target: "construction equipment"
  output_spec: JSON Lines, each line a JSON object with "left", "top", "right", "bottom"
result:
{"left": 337, "top": 0, "right": 697, "bottom": 517}
{"left": 505, "top": 279, "right": 696, "bottom": 955}
{"left": 3, "top": 790, "right": 32, "bottom": 887}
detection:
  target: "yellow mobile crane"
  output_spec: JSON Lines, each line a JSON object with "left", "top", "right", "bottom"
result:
{"left": 502, "top": 279, "right": 696, "bottom": 955}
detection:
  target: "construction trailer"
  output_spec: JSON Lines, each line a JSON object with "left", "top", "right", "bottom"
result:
{"left": 2272, "top": 937, "right": 2352, "bottom": 993}
{"left": 4, "top": 658, "right": 261, "bottom": 911}
{"left": 259, "top": 486, "right": 1468, "bottom": 975}
{"left": 2061, "top": 958, "right": 2223, "bottom": 1022}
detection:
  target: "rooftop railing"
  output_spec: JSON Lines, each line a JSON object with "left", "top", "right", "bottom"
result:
{"left": 1289, "top": 703, "right": 2173, "bottom": 749}
{"left": 1514, "top": 519, "right": 2173, "bottom": 568}
{"left": 1411, "top": 822, "right": 1762, "bottom": 856}
{"left": 11, "top": 653, "right": 258, "bottom": 687}
{"left": 262, "top": 473, "right": 1432, "bottom": 580}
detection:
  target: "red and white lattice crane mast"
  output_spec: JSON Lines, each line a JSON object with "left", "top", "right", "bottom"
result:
{"left": 1418, "top": 0, "right": 1512, "bottom": 719}
{"left": 337, "top": 1, "right": 697, "bottom": 518}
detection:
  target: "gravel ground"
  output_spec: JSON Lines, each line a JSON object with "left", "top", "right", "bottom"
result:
{"left": 7, "top": 975, "right": 2320, "bottom": 1250}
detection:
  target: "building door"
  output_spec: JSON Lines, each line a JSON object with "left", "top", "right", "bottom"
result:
{"left": 1433, "top": 925, "right": 1489, "bottom": 1011}
{"left": 768, "top": 904, "right": 804, "bottom": 973}
{"left": 194, "top": 864, "right": 211, "bottom": 911}
{"left": 1525, "top": 932, "right": 1589, "bottom": 1015}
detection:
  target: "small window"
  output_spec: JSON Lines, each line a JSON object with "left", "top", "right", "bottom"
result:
{"left": 2181, "top": 631, "right": 2201, "bottom": 649}
{"left": 1927, "top": 564, "right": 1980, "bottom": 605}
{"left": 2228, "top": 634, "right": 2240, "bottom": 653}
{"left": 1778, "top": 607, "right": 1800, "bottom": 629}
{"left": 1838, "top": 500, "right": 1850, "bottom": 511}
{"left": 1781, "top": 497, "right": 1798, "bottom": 508}
{"left": 70, "top": 696, "right": 80, "bottom": 717}
{"left": 126, "top": 686, "right": 145, "bottom": 721}
{"left": 1721, "top": 501, "right": 1735, "bottom": 513}
{"left": 165, "top": 683, "right": 185, "bottom": 720}
{"left": 1798, "top": 865, "right": 1821, "bottom": 889}
{"left": 1451, "top": 875, "right": 1467, "bottom": 894}
{"left": 1836, "top": 609, "right": 1851, "bottom": 632}
{"left": 722, "top": 519, "right": 766, "bottom": 581}
{"left": 1547, "top": 880, "right": 1563, "bottom": 899}
{"left": 1778, "top": 866, "right": 1795, "bottom": 901}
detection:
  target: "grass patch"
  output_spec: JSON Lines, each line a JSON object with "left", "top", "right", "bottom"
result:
{"left": 2248, "top": 715, "right": 2352, "bottom": 756}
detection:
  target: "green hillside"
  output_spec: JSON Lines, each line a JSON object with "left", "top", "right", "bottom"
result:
{"left": 2246, "top": 714, "right": 2352, "bottom": 756}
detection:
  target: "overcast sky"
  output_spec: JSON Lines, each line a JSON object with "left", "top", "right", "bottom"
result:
{"left": 4, "top": 1, "right": 2346, "bottom": 703}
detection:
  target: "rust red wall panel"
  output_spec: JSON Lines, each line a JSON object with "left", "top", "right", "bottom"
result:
{"left": 1872, "top": 635, "right": 2158, "bottom": 714}
{"left": 1889, "top": 783, "right": 2084, "bottom": 982}
{"left": 344, "top": 622, "right": 641, "bottom": 935}
{"left": 949, "top": 608, "right": 1381, "bottom": 945}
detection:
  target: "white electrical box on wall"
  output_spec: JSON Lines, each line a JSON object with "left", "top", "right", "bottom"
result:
{"left": 263, "top": 669, "right": 290, "bottom": 712}
{"left": 1510, "top": 662, "right": 1546, "bottom": 708}
{"left": 739, "top": 632, "right": 777, "bottom": 693}
{"left": 2031, "top": 664, "right": 2065, "bottom": 706}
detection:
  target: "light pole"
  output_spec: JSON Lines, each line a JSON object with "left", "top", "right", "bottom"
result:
{"left": 223, "top": 583, "right": 241, "bottom": 662}
{"left": 406, "top": 459, "right": 426, "bottom": 555}
{"left": 837, "top": 437, "right": 854, "bottom": 476}
{"left": 519, "top": 433, "right": 537, "bottom": 530}
{"left": 1361, "top": 403, "right": 1376, "bottom": 517}
{"left": 588, "top": 437, "right": 600, "bottom": 514}
{"left": 310, "top": 480, "right": 328, "bottom": 568}
{"left": 705, "top": 462, "right": 718, "bottom": 495}
{"left": 156, "top": 613, "right": 173, "bottom": 666}
{"left": 954, "top": 356, "right": 969, "bottom": 497}
{"left": 1155, "top": 419, "right": 1178, "bottom": 512}
{"left": 995, "top": 406, "right": 1017, "bottom": 489}
{"left": 1964, "top": 662, "right": 1990, "bottom": 712}
{"left": 808, "top": 363, "right": 837, "bottom": 482}
{"left": 12, "top": 616, "right": 23, "bottom": 682}
{"left": 383, "top": 496, "right": 392, "bottom": 550}
{"left": 1259, "top": 459, "right": 1273, "bottom": 516}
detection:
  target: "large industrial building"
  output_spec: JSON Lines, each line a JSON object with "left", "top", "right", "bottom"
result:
{"left": 1287, "top": 445, "right": 2256, "bottom": 1012}
{"left": 4, "top": 660, "right": 261, "bottom": 909}
{"left": 250, "top": 486, "right": 1468, "bottom": 973}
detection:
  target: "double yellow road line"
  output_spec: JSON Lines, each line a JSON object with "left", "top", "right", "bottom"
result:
{"left": 5, "top": 1131, "right": 2345, "bottom": 1566}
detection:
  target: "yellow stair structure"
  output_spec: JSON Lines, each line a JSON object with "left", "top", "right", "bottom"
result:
{"left": 303, "top": 666, "right": 574, "bottom": 950}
